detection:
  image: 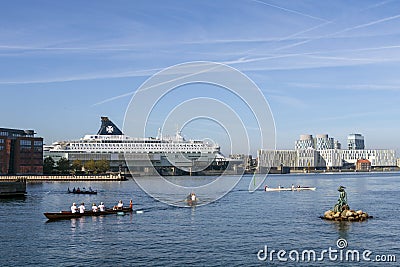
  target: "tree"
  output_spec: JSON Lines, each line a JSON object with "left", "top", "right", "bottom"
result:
{"left": 95, "top": 159, "right": 110, "bottom": 174}
{"left": 84, "top": 159, "right": 96, "bottom": 174}
{"left": 71, "top": 160, "right": 83, "bottom": 172}
{"left": 57, "top": 157, "right": 71, "bottom": 174}
{"left": 43, "top": 156, "right": 55, "bottom": 174}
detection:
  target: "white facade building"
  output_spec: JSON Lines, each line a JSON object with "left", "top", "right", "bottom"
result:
{"left": 348, "top": 134, "right": 365, "bottom": 150}
{"left": 341, "top": 149, "right": 396, "bottom": 167}
{"left": 258, "top": 149, "right": 396, "bottom": 170}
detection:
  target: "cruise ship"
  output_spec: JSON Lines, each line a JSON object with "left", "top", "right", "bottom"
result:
{"left": 45, "top": 117, "right": 226, "bottom": 175}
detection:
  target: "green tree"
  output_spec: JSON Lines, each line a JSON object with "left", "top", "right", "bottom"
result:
{"left": 84, "top": 159, "right": 96, "bottom": 174}
{"left": 43, "top": 156, "right": 55, "bottom": 174}
{"left": 57, "top": 157, "right": 71, "bottom": 174}
{"left": 71, "top": 160, "right": 83, "bottom": 172}
{"left": 95, "top": 159, "right": 110, "bottom": 174}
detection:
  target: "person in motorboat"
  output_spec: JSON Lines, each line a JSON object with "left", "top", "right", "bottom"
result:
{"left": 78, "top": 202, "right": 86, "bottom": 213}
{"left": 71, "top": 203, "right": 78, "bottom": 213}
{"left": 98, "top": 202, "right": 105, "bottom": 212}
{"left": 187, "top": 192, "right": 197, "bottom": 204}
{"left": 92, "top": 203, "right": 98, "bottom": 212}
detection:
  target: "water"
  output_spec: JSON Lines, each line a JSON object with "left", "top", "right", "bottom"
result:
{"left": 0, "top": 172, "right": 399, "bottom": 266}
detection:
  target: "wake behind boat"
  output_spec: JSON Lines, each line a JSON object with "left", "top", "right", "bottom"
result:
{"left": 264, "top": 186, "right": 316, "bottom": 192}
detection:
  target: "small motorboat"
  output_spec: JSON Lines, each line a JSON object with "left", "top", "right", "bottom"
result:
{"left": 186, "top": 193, "right": 198, "bottom": 206}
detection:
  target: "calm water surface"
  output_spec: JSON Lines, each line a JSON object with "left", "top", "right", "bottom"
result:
{"left": 0, "top": 172, "right": 399, "bottom": 266}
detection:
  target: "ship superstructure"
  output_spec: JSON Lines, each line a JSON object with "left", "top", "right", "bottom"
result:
{"left": 45, "top": 117, "right": 225, "bottom": 174}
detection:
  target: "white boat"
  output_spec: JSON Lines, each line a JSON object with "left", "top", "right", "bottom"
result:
{"left": 264, "top": 186, "right": 316, "bottom": 192}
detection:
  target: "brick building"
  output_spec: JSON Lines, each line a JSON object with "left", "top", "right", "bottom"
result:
{"left": 0, "top": 128, "right": 43, "bottom": 175}
{"left": 356, "top": 159, "right": 371, "bottom": 171}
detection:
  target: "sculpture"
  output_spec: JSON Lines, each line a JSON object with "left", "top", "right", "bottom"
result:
{"left": 333, "top": 186, "right": 349, "bottom": 212}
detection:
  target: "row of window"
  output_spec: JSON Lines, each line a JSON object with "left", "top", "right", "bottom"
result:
{"left": 70, "top": 143, "right": 208, "bottom": 148}
{"left": 20, "top": 140, "right": 32, "bottom": 146}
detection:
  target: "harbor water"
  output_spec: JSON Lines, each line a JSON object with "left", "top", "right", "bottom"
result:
{"left": 0, "top": 172, "right": 399, "bottom": 266}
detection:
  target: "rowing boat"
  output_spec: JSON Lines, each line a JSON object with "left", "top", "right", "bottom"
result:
{"left": 44, "top": 207, "right": 133, "bottom": 220}
{"left": 67, "top": 188, "right": 97, "bottom": 194}
{"left": 264, "top": 187, "right": 316, "bottom": 192}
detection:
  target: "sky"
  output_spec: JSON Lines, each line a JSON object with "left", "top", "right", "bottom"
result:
{"left": 1, "top": 0, "right": 400, "bottom": 156}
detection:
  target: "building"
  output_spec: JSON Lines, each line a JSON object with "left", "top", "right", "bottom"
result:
{"left": 341, "top": 149, "right": 396, "bottom": 167}
{"left": 295, "top": 135, "right": 314, "bottom": 150}
{"left": 0, "top": 128, "right": 43, "bottom": 175}
{"left": 356, "top": 159, "right": 371, "bottom": 171}
{"left": 258, "top": 148, "right": 396, "bottom": 171}
{"left": 295, "top": 134, "right": 339, "bottom": 150}
{"left": 348, "top": 134, "right": 365, "bottom": 150}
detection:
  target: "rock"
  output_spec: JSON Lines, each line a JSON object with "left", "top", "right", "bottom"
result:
{"left": 321, "top": 209, "right": 371, "bottom": 221}
{"left": 324, "top": 210, "right": 332, "bottom": 217}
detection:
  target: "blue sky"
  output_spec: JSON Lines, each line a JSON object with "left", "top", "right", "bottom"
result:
{"left": 1, "top": 0, "right": 400, "bottom": 156}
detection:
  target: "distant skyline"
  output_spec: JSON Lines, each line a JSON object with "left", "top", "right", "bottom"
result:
{"left": 1, "top": 0, "right": 400, "bottom": 156}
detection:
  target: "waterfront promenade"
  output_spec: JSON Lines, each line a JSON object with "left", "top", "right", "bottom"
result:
{"left": 0, "top": 174, "right": 126, "bottom": 181}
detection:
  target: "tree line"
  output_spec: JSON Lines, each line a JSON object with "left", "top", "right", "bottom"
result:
{"left": 43, "top": 157, "right": 110, "bottom": 175}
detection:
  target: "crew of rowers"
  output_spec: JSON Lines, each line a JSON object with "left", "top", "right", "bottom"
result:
{"left": 70, "top": 199, "right": 133, "bottom": 213}
{"left": 69, "top": 187, "right": 95, "bottom": 193}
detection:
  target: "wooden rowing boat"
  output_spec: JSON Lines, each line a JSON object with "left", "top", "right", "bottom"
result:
{"left": 44, "top": 207, "right": 133, "bottom": 220}
{"left": 67, "top": 188, "right": 97, "bottom": 194}
{"left": 264, "top": 187, "right": 316, "bottom": 192}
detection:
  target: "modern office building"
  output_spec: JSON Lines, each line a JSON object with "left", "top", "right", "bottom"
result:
{"left": 348, "top": 134, "right": 365, "bottom": 150}
{"left": 258, "top": 132, "right": 396, "bottom": 171}
{"left": 0, "top": 128, "right": 43, "bottom": 175}
{"left": 295, "top": 134, "right": 339, "bottom": 150}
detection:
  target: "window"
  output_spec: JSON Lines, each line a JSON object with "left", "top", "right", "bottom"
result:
{"left": 20, "top": 140, "right": 32, "bottom": 146}
{"left": 34, "top": 140, "right": 43, "bottom": 146}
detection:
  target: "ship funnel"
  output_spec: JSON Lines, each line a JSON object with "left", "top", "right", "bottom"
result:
{"left": 97, "top": 117, "right": 123, "bottom": 135}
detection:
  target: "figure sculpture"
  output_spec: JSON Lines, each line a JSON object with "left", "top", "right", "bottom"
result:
{"left": 333, "top": 185, "right": 349, "bottom": 212}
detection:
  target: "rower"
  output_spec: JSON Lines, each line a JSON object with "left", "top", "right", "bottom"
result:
{"left": 71, "top": 203, "right": 78, "bottom": 213}
{"left": 98, "top": 202, "right": 105, "bottom": 212}
{"left": 92, "top": 203, "right": 98, "bottom": 212}
{"left": 129, "top": 199, "right": 133, "bottom": 209}
{"left": 78, "top": 202, "right": 86, "bottom": 213}
{"left": 113, "top": 200, "right": 123, "bottom": 210}
{"left": 291, "top": 184, "right": 295, "bottom": 191}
